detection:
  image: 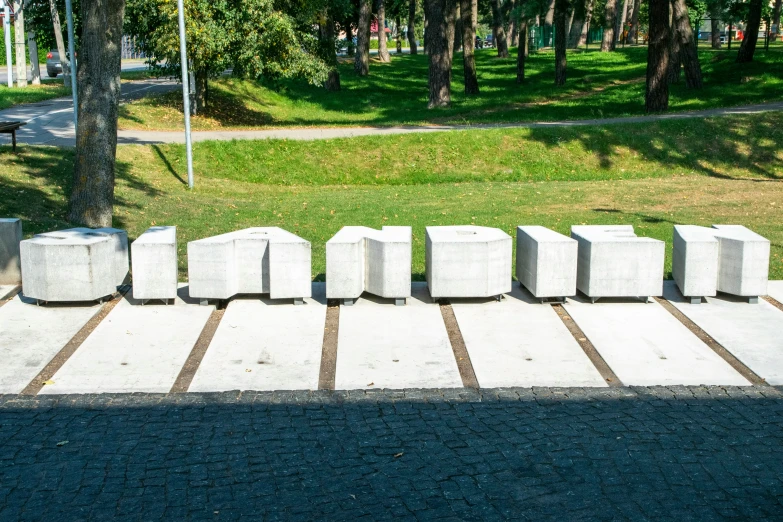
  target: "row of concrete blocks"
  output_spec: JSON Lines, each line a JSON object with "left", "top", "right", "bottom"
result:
{"left": 0, "top": 218, "right": 770, "bottom": 305}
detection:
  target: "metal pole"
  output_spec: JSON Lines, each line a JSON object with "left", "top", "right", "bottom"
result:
{"left": 3, "top": 2, "right": 12, "bottom": 87}
{"left": 64, "top": 0, "right": 77, "bottom": 128}
{"left": 176, "top": 0, "right": 194, "bottom": 189}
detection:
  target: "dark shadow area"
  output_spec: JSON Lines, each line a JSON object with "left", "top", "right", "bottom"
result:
{"left": 151, "top": 145, "right": 187, "bottom": 186}
{"left": 1, "top": 388, "right": 782, "bottom": 520}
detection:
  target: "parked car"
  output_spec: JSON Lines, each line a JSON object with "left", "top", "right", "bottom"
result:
{"left": 46, "top": 50, "right": 63, "bottom": 78}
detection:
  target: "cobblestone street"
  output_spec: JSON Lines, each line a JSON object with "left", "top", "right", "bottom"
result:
{"left": 2, "top": 386, "right": 783, "bottom": 520}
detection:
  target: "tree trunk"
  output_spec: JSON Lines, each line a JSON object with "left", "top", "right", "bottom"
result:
{"left": 517, "top": 19, "right": 527, "bottom": 82}
{"left": 568, "top": 0, "right": 586, "bottom": 48}
{"left": 49, "top": 0, "right": 70, "bottom": 85}
{"left": 555, "top": 0, "right": 569, "bottom": 85}
{"left": 344, "top": 21, "right": 355, "bottom": 56}
{"left": 396, "top": 15, "right": 403, "bottom": 52}
{"left": 628, "top": 0, "right": 641, "bottom": 43}
{"left": 710, "top": 9, "right": 721, "bottom": 48}
{"left": 408, "top": 0, "right": 418, "bottom": 54}
{"left": 671, "top": 0, "right": 702, "bottom": 88}
{"left": 667, "top": 0, "right": 681, "bottom": 83}
{"left": 425, "top": 0, "right": 457, "bottom": 107}
{"left": 378, "top": 0, "right": 391, "bottom": 62}
{"left": 601, "top": 0, "right": 618, "bottom": 50}
{"left": 194, "top": 69, "right": 208, "bottom": 113}
{"left": 453, "top": 5, "right": 462, "bottom": 51}
{"left": 737, "top": 0, "right": 762, "bottom": 62}
{"left": 355, "top": 0, "right": 371, "bottom": 75}
{"left": 646, "top": 0, "right": 669, "bottom": 113}
{"left": 617, "top": 0, "right": 628, "bottom": 44}
{"left": 774, "top": 0, "right": 782, "bottom": 38}
{"left": 460, "top": 0, "right": 479, "bottom": 94}
{"left": 507, "top": 0, "right": 518, "bottom": 48}
{"left": 579, "top": 0, "right": 595, "bottom": 45}
{"left": 69, "top": 0, "right": 126, "bottom": 228}
{"left": 320, "top": 10, "right": 341, "bottom": 91}
{"left": 13, "top": 0, "right": 27, "bottom": 87}
{"left": 27, "top": 32, "right": 41, "bottom": 85}
{"left": 490, "top": 0, "right": 509, "bottom": 57}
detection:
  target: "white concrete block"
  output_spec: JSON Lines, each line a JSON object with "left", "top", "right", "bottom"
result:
{"left": 188, "top": 227, "right": 311, "bottom": 301}
{"left": 672, "top": 225, "right": 719, "bottom": 300}
{"left": 0, "top": 294, "right": 100, "bottom": 393}
{"left": 326, "top": 226, "right": 411, "bottom": 302}
{"left": 564, "top": 294, "right": 749, "bottom": 386}
{"left": 131, "top": 226, "right": 178, "bottom": 301}
{"left": 20, "top": 227, "right": 129, "bottom": 302}
{"left": 451, "top": 286, "right": 607, "bottom": 387}
{"left": 0, "top": 218, "right": 22, "bottom": 285}
{"left": 189, "top": 283, "right": 327, "bottom": 392}
{"left": 425, "top": 226, "right": 511, "bottom": 299}
{"left": 664, "top": 281, "right": 783, "bottom": 384}
{"left": 335, "top": 282, "right": 462, "bottom": 389}
{"left": 40, "top": 285, "right": 213, "bottom": 394}
{"left": 570, "top": 225, "right": 664, "bottom": 300}
{"left": 711, "top": 225, "right": 770, "bottom": 298}
{"left": 516, "top": 225, "right": 577, "bottom": 299}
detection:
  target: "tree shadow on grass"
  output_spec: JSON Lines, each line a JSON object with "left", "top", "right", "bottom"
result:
{"left": 0, "top": 146, "right": 163, "bottom": 236}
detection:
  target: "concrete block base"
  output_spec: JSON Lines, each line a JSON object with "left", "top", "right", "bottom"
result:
{"left": 516, "top": 225, "right": 577, "bottom": 299}
{"left": 131, "top": 226, "right": 177, "bottom": 302}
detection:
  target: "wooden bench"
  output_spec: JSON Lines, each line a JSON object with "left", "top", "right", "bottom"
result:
{"left": 0, "top": 121, "right": 26, "bottom": 152}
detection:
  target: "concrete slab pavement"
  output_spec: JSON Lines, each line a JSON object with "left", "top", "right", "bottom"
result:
{"left": 40, "top": 285, "right": 213, "bottom": 394}
{"left": 563, "top": 294, "right": 750, "bottom": 386}
{"left": 0, "top": 285, "right": 18, "bottom": 300}
{"left": 451, "top": 286, "right": 607, "bottom": 388}
{"left": 664, "top": 281, "right": 783, "bottom": 385}
{"left": 769, "top": 280, "right": 783, "bottom": 304}
{"left": 0, "top": 295, "right": 100, "bottom": 393}
{"left": 188, "top": 283, "right": 327, "bottom": 392}
{"left": 335, "top": 282, "right": 462, "bottom": 390}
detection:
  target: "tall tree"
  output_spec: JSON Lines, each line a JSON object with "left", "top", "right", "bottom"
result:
{"left": 709, "top": 5, "right": 721, "bottom": 48}
{"left": 460, "top": 0, "right": 479, "bottom": 93}
{"left": 14, "top": 0, "right": 27, "bottom": 87}
{"left": 425, "top": 0, "right": 457, "bottom": 107}
{"left": 774, "top": 0, "right": 781, "bottom": 39}
{"left": 617, "top": 0, "right": 628, "bottom": 43}
{"left": 646, "top": 0, "right": 670, "bottom": 112}
{"left": 554, "top": 0, "right": 569, "bottom": 85}
{"left": 48, "top": 0, "right": 70, "bottom": 84}
{"left": 627, "top": 0, "right": 641, "bottom": 43}
{"left": 516, "top": 18, "right": 527, "bottom": 82}
{"left": 667, "top": 0, "right": 681, "bottom": 84}
{"left": 490, "top": 0, "right": 508, "bottom": 57}
{"left": 671, "top": 0, "right": 702, "bottom": 88}
{"left": 736, "top": 0, "right": 762, "bottom": 62}
{"left": 579, "top": 0, "right": 595, "bottom": 45}
{"left": 69, "top": 0, "right": 126, "bottom": 227}
{"left": 355, "top": 0, "right": 371, "bottom": 73}
{"left": 377, "top": 0, "right": 391, "bottom": 61}
{"left": 601, "top": 0, "right": 618, "bottom": 50}
{"left": 319, "top": 8, "right": 341, "bottom": 90}
{"left": 408, "top": 0, "right": 418, "bottom": 53}
{"left": 567, "top": 0, "right": 586, "bottom": 48}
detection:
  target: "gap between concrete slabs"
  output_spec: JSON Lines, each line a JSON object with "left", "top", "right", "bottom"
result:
{"left": 20, "top": 288, "right": 128, "bottom": 395}
{"left": 0, "top": 285, "right": 21, "bottom": 304}
{"left": 170, "top": 306, "right": 226, "bottom": 393}
{"left": 318, "top": 304, "right": 340, "bottom": 391}
{"left": 440, "top": 302, "right": 480, "bottom": 389}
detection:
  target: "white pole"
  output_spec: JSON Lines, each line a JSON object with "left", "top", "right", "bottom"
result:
{"left": 176, "top": 0, "right": 194, "bottom": 189}
{"left": 3, "top": 2, "right": 12, "bottom": 88}
{"left": 64, "top": 0, "right": 77, "bottom": 128}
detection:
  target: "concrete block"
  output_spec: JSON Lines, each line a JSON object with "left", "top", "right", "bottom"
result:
{"left": 187, "top": 227, "right": 311, "bottom": 301}
{"left": 570, "top": 225, "right": 664, "bottom": 300}
{"left": 131, "top": 226, "right": 178, "bottom": 302}
{"left": 326, "top": 226, "right": 411, "bottom": 302}
{"left": 0, "top": 218, "right": 22, "bottom": 285}
{"left": 672, "top": 224, "right": 770, "bottom": 300}
{"left": 516, "top": 225, "right": 577, "bottom": 299}
{"left": 425, "top": 225, "right": 512, "bottom": 299}
{"left": 20, "top": 227, "right": 129, "bottom": 302}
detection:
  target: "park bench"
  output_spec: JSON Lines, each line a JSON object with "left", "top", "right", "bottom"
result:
{"left": 0, "top": 121, "right": 26, "bottom": 152}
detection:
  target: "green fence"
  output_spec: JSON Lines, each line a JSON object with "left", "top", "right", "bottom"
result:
{"left": 528, "top": 24, "right": 604, "bottom": 50}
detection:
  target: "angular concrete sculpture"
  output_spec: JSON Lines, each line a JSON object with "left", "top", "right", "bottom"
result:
{"left": 20, "top": 227, "right": 129, "bottom": 302}
{"left": 0, "top": 218, "right": 22, "bottom": 285}
{"left": 132, "top": 226, "right": 178, "bottom": 304}
{"left": 187, "top": 227, "right": 311, "bottom": 305}
{"left": 426, "top": 225, "right": 512, "bottom": 300}
{"left": 673, "top": 224, "right": 770, "bottom": 304}
{"left": 326, "top": 226, "right": 411, "bottom": 306}
{"left": 516, "top": 225, "right": 577, "bottom": 302}
{"left": 570, "top": 225, "right": 664, "bottom": 303}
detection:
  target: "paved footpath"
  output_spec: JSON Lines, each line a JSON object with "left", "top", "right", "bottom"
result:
{"left": 1, "top": 94, "right": 782, "bottom": 147}
{"left": 2, "top": 387, "right": 783, "bottom": 520}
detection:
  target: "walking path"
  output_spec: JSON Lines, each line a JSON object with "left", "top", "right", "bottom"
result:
{"left": 1, "top": 90, "right": 782, "bottom": 147}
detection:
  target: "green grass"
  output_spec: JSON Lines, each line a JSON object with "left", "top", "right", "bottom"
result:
{"left": 0, "top": 82, "right": 71, "bottom": 110}
{"left": 118, "top": 44, "right": 783, "bottom": 130}
{"left": 2, "top": 112, "right": 782, "bottom": 280}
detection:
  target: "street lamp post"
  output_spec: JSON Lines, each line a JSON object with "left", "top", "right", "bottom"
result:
{"left": 3, "top": 1, "right": 12, "bottom": 88}
{"left": 64, "top": 0, "right": 77, "bottom": 129}
{"left": 176, "top": 0, "right": 194, "bottom": 189}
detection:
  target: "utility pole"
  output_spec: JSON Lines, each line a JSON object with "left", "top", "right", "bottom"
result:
{"left": 13, "top": 0, "right": 26, "bottom": 87}
{"left": 3, "top": 1, "right": 12, "bottom": 88}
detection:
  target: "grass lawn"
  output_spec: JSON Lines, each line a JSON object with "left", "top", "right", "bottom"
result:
{"left": 1, "top": 112, "right": 781, "bottom": 281}
{"left": 118, "top": 44, "right": 783, "bottom": 131}
{"left": 0, "top": 82, "right": 71, "bottom": 111}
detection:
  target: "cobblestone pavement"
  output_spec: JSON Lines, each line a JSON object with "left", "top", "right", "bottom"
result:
{"left": 2, "top": 386, "right": 783, "bottom": 521}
